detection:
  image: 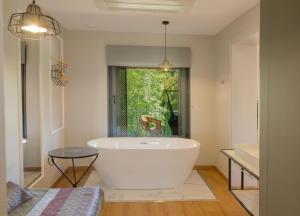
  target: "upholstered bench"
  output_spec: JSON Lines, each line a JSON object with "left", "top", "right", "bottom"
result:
{"left": 7, "top": 182, "right": 104, "bottom": 216}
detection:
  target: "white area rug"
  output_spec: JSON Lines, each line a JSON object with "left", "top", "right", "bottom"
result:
{"left": 85, "top": 170, "right": 216, "bottom": 202}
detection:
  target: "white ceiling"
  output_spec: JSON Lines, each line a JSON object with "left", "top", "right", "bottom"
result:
{"left": 37, "top": 0, "right": 259, "bottom": 35}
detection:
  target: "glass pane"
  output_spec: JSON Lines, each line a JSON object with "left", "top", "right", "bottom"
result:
{"left": 126, "top": 68, "right": 180, "bottom": 137}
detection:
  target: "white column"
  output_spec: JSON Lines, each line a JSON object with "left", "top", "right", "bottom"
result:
{"left": 260, "top": 0, "right": 300, "bottom": 215}
{"left": 0, "top": 0, "right": 7, "bottom": 214}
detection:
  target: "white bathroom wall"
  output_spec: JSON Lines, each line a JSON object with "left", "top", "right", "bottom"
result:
{"left": 215, "top": 5, "right": 260, "bottom": 175}
{"left": 63, "top": 31, "right": 217, "bottom": 165}
{"left": 23, "top": 41, "right": 41, "bottom": 169}
{"left": 231, "top": 43, "right": 259, "bottom": 145}
{"left": 0, "top": 0, "right": 7, "bottom": 214}
{"left": 260, "top": 0, "right": 300, "bottom": 215}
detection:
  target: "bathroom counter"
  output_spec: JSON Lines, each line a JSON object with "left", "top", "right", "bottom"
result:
{"left": 221, "top": 149, "right": 259, "bottom": 216}
{"left": 221, "top": 149, "right": 259, "bottom": 179}
{"left": 235, "top": 144, "right": 259, "bottom": 172}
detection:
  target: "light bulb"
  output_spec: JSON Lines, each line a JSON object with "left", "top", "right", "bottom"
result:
{"left": 159, "top": 58, "right": 173, "bottom": 72}
{"left": 21, "top": 25, "right": 47, "bottom": 33}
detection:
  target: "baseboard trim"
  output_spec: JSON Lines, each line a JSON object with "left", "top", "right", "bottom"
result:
{"left": 24, "top": 167, "right": 41, "bottom": 172}
{"left": 194, "top": 165, "right": 215, "bottom": 170}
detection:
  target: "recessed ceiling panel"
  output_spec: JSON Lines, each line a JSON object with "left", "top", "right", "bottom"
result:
{"left": 101, "top": 0, "right": 195, "bottom": 12}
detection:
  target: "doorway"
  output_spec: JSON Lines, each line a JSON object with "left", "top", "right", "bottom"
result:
{"left": 230, "top": 32, "right": 260, "bottom": 215}
{"left": 21, "top": 41, "right": 41, "bottom": 187}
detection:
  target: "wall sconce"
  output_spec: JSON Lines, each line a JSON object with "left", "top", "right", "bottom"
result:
{"left": 51, "top": 59, "right": 69, "bottom": 87}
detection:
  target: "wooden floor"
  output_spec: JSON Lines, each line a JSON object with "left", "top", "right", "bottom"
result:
{"left": 52, "top": 167, "right": 249, "bottom": 216}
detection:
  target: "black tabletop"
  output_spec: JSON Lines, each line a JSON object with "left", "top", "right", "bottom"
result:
{"left": 48, "top": 147, "right": 98, "bottom": 159}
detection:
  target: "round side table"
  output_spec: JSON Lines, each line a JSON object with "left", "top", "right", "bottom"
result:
{"left": 48, "top": 147, "right": 98, "bottom": 187}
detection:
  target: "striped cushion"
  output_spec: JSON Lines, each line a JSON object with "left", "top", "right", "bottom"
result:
{"left": 7, "top": 182, "right": 33, "bottom": 214}
{"left": 9, "top": 187, "right": 103, "bottom": 216}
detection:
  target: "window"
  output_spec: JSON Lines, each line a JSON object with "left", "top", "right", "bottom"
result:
{"left": 108, "top": 67, "right": 190, "bottom": 137}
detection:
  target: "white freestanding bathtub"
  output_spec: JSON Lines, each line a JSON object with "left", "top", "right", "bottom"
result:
{"left": 87, "top": 137, "right": 200, "bottom": 189}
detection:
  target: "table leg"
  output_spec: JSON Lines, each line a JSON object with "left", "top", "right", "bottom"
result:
{"left": 228, "top": 158, "right": 232, "bottom": 191}
{"left": 72, "top": 158, "right": 77, "bottom": 187}
{"left": 241, "top": 168, "right": 244, "bottom": 190}
{"left": 75, "top": 154, "right": 98, "bottom": 186}
{"left": 50, "top": 157, "right": 77, "bottom": 187}
{"left": 49, "top": 154, "right": 98, "bottom": 188}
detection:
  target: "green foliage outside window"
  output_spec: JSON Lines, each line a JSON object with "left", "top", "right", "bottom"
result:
{"left": 126, "top": 68, "right": 179, "bottom": 136}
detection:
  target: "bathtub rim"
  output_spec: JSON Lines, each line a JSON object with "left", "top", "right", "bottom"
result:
{"left": 87, "top": 137, "right": 200, "bottom": 150}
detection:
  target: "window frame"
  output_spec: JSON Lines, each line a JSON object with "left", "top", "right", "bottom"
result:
{"left": 108, "top": 66, "right": 190, "bottom": 138}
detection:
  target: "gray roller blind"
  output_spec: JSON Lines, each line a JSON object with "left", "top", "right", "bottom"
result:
{"left": 106, "top": 45, "right": 191, "bottom": 68}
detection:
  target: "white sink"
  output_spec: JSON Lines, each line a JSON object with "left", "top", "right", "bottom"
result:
{"left": 235, "top": 144, "right": 259, "bottom": 172}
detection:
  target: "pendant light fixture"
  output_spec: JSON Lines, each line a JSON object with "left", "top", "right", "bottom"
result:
{"left": 8, "top": 0, "right": 60, "bottom": 40}
{"left": 159, "top": 20, "right": 174, "bottom": 71}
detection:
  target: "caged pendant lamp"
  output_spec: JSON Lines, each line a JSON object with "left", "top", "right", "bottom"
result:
{"left": 159, "top": 20, "right": 174, "bottom": 71}
{"left": 8, "top": 0, "right": 60, "bottom": 40}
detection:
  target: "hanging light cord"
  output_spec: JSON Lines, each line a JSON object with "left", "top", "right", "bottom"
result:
{"left": 164, "top": 23, "right": 167, "bottom": 59}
